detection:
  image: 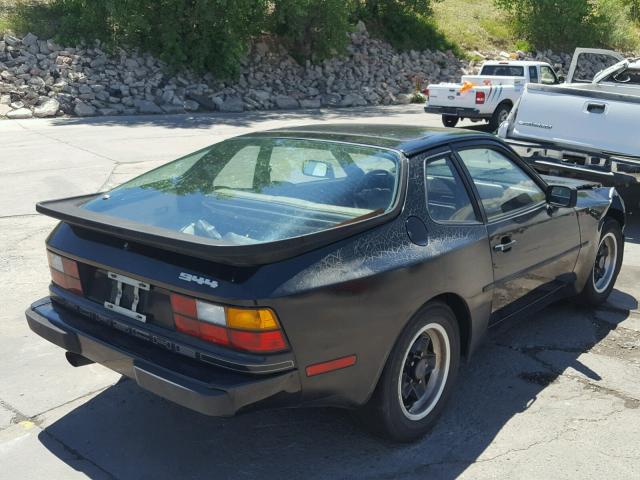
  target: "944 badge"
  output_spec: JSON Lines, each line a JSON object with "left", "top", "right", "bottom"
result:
{"left": 178, "top": 272, "right": 219, "bottom": 289}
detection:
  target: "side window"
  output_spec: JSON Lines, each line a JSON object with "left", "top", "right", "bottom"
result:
{"left": 270, "top": 146, "right": 345, "bottom": 184}
{"left": 540, "top": 66, "right": 557, "bottom": 85}
{"left": 528, "top": 66, "right": 539, "bottom": 83}
{"left": 425, "top": 156, "right": 478, "bottom": 223}
{"left": 457, "top": 148, "right": 545, "bottom": 220}
{"left": 213, "top": 145, "right": 260, "bottom": 189}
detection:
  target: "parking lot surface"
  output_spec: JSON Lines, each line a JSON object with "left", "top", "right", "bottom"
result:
{"left": 1, "top": 105, "right": 639, "bottom": 479}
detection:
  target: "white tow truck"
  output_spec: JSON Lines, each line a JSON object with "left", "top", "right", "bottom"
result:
{"left": 424, "top": 60, "right": 562, "bottom": 129}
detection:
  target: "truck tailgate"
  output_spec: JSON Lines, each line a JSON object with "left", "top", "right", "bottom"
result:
{"left": 510, "top": 84, "right": 640, "bottom": 158}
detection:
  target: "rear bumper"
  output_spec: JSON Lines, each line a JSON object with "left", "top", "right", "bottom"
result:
{"left": 26, "top": 297, "right": 301, "bottom": 416}
{"left": 424, "top": 105, "right": 486, "bottom": 118}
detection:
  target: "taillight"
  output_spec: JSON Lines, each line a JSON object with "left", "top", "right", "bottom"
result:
{"left": 422, "top": 88, "right": 429, "bottom": 98}
{"left": 47, "top": 251, "right": 83, "bottom": 295}
{"left": 170, "top": 293, "right": 287, "bottom": 353}
{"left": 475, "top": 91, "right": 485, "bottom": 104}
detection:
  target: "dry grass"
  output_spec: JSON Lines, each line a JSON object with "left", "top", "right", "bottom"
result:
{"left": 432, "top": 0, "right": 517, "bottom": 52}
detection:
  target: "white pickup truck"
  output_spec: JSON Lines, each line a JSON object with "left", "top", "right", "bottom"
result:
{"left": 498, "top": 48, "right": 640, "bottom": 208}
{"left": 424, "top": 60, "right": 561, "bottom": 129}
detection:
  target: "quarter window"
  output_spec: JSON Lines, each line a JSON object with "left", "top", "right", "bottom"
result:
{"left": 457, "top": 148, "right": 545, "bottom": 220}
{"left": 425, "top": 156, "right": 478, "bottom": 222}
{"left": 528, "top": 66, "right": 539, "bottom": 83}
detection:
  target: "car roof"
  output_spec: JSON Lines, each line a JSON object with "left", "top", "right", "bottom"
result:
{"left": 243, "top": 123, "right": 494, "bottom": 156}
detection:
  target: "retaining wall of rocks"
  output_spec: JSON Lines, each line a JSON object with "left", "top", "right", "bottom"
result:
{"left": 0, "top": 23, "right": 622, "bottom": 119}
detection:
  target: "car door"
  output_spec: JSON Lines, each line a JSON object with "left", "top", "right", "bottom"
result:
{"left": 454, "top": 143, "right": 581, "bottom": 323}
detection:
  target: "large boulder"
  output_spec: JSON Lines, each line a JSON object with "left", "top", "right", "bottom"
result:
{"left": 219, "top": 96, "right": 244, "bottom": 113}
{"left": 33, "top": 98, "right": 60, "bottom": 118}
{"left": 300, "top": 98, "right": 321, "bottom": 109}
{"left": 74, "top": 101, "right": 97, "bottom": 116}
{"left": 134, "top": 99, "right": 162, "bottom": 114}
{"left": 6, "top": 107, "right": 33, "bottom": 119}
{"left": 0, "top": 104, "right": 12, "bottom": 117}
{"left": 275, "top": 95, "right": 299, "bottom": 110}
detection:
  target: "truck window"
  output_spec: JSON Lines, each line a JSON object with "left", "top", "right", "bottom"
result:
{"left": 528, "top": 66, "right": 539, "bottom": 83}
{"left": 480, "top": 65, "right": 525, "bottom": 77}
{"left": 604, "top": 68, "right": 640, "bottom": 85}
{"left": 540, "top": 66, "right": 558, "bottom": 85}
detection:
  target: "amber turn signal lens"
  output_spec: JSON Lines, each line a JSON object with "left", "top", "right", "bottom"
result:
{"left": 226, "top": 307, "right": 279, "bottom": 331}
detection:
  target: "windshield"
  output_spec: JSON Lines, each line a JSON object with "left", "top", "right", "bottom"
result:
{"left": 480, "top": 65, "right": 524, "bottom": 77}
{"left": 82, "top": 137, "right": 401, "bottom": 245}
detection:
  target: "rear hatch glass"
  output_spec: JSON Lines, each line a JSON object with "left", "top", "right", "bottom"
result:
{"left": 81, "top": 138, "right": 401, "bottom": 245}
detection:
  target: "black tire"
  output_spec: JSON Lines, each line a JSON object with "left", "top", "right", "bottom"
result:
{"left": 488, "top": 102, "right": 512, "bottom": 130}
{"left": 441, "top": 115, "right": 459, "bottom": 128}
{"left": 359, "top": 302, "right": 460, "bottom": 442}
{"left": 578, "top": 218, "right": 624, "bottom": 305}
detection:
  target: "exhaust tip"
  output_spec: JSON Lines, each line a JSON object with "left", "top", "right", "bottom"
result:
{"left": 65, "top": 351, "right": 94, "bottom": 367}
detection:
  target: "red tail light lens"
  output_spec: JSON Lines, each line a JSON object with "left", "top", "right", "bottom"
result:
{"left": 475, "top": 91, "right": 485, "bottom": 104}
{"left": 48, "top": 251, "right": 83, "bottom": 295}
{"left": 422, "top": 88, "right": 429, "bottom": 98}
{"left": 170, "top": 293, "right": 287, "bottom": 353}
{"left": 228, "top": 330, "right": 287, "bottom": 353}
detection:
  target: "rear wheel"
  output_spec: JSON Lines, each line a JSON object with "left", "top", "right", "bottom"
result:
{"left": 360, "top": 302, "right": 460, "bottom": 442}
{"left": 441, "top": 115, "right": 459, "bottom": 128}
{"left": 578, "top": 218, "right": 623, "bottom": 305}
{"left": 488, "top": 102, "right": 512, "bottom": 130}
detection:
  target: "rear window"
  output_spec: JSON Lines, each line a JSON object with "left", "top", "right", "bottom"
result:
{"left": 480, "top": 65, "right": 525, "bottom": 77}
{"left": 82, "top": 138, "right": 401, "bottom": 245}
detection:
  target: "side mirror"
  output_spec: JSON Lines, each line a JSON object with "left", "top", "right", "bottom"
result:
{"left": 557, "top": 75, "right": 566, "bottom": 83}
{"left": 302, "top": 159, "right": 333, "bottom": 178}
{"left": 546, "top": 184, "right": 577, "bottom": 208}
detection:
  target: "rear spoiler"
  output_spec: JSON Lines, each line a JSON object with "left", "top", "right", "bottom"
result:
{"left": 36, "top": 193, "right": 400, "bottom": 267}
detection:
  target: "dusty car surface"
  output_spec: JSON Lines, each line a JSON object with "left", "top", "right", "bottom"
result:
{"left": 26, "top": 124, "right": 625, "bottom": 441}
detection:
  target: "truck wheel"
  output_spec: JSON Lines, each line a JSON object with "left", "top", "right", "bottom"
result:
{"left": 578, "top": 218, "right": 623, "bottom": 305}
{"left": 359, "top": 302, "right": 460, "bottom": 442}
{"left": 489, "top": 103, "right": 512, "bottom": 130}
{"left": 441, "top": 115, "right": 459, "bottom": 128}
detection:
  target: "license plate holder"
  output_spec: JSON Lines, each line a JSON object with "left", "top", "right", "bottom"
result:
{"left": 104, "top": 271, "right": 150, "bottom": 322}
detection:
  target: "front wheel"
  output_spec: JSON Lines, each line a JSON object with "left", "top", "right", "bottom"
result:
{"left": 578, "top": 218, "right": 623, "bottom": 305}
{"left": 441, "top": 115, "right": 459, "bottom": 128}
{"left": 360, "top": 302, "right": 460, "bottom": 442}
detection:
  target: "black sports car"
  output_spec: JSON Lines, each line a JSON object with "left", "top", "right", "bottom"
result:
{"left": 26, "top": 124, "right": 625, "bottom": 442}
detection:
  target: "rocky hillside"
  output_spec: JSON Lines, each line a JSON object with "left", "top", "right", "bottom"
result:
{"left": 0, "top": 22, "right": 619, "bottom": 119}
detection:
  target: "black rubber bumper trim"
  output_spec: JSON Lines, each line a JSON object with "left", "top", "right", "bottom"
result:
{"left": 424, "top": 106, "right": 485, "bottom": 118}
{"left": 26, "top": 298, "right": 301, "bottom": 417}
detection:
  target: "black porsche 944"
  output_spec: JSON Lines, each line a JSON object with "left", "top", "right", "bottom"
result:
{"left": 27, "top": 124, "right": 625, "bottom": 441}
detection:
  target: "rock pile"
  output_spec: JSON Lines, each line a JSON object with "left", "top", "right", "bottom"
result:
{"left": 0, "top": 23, "right": 466, "bottom": 118}
{"left": 0, "top": 23, "right": 630, "bottom": 119}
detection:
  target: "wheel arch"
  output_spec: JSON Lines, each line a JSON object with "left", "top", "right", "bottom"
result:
{"left": 428, "top": 292, "right": 472, "bottom": 359}
{"left": 606, "top": 192, "right": 626, "bottom": 230}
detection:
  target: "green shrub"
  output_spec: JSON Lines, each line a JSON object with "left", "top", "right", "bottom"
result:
{"left": 495, "top": 0, "right": 639, "bottom": 51}
{"left": 271, "top": 0, "right": 354, "bottom": 62}
{"left": 356, "top": 0, "right": 457, "bottom": 53}
{"left": 50, "top": 0, "right": 268, "bottom": 78}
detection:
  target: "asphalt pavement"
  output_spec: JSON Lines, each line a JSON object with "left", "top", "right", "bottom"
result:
{"left": 1, "top": 105, "right": 639, "bottom": 479}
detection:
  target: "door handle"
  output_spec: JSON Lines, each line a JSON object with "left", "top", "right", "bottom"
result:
{"left": 494, "top": 239, "right": 517, "bottom": 252}
{"left": 586, "top": 103, "right": 606, "bottom": 114}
